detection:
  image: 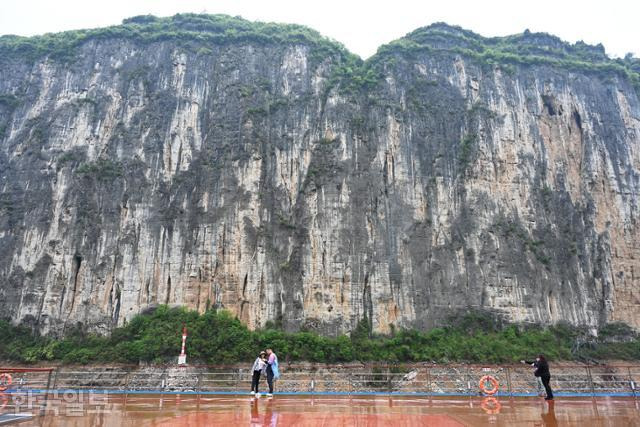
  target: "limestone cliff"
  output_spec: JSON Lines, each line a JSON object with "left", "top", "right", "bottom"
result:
{"left": 1, "top": 15, "right": 639, "bottom": 335}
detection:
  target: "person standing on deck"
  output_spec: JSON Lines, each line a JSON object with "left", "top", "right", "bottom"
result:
{"left": 250, "top": 351, "right": 267, "bottom": 395}
{"left": 265, "top": 348, "right": 280, "bottom": 397}
{"left": 521, "top": 355, "right": 554, "bottom": 400}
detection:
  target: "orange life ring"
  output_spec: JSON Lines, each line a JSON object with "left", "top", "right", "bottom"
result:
{"left": 481, "top": 396, "right": 502, "bottom": 414}
{"left": 0, "top": 374, "right": 11, "bottom": 392}
{"left": 479, "top": 375, "right": 499, "bottom": 395}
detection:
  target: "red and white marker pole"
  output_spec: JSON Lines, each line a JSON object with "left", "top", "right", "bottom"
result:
{"left": 178, "top": 326, "right": 187, "bottom": 365}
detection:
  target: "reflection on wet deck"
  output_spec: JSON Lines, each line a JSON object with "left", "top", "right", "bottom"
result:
{"left": 5, "top": 394, "right": 640, "bottom": 426}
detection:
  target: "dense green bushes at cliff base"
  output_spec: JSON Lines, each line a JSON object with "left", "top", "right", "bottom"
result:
{"left": 1, "top": 306, "right": 639, "bottom": 365}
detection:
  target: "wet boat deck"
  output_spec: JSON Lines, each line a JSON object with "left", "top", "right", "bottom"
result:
{"left": 3, "top": 394, "right": 639, "bottom": 426}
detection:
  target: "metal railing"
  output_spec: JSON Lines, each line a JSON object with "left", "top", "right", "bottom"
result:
{"left": 2, "top": 365, "right": 639, "bottom": 397}
{"left": 0, "top": 367, "right": 55, "bottom": 414}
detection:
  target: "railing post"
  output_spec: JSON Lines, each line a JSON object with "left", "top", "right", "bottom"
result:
{"left": 41, "top": 368, "right": 54, "bottom": 415}
{"left": 196, "top": 369, "right": 202, "bottom": 399}
{"left": 45, "top": 368, "right": 53, "bottom": 393}
{"left": 426, "top": 367, "right": 431, "bottom": 394}
{"left": 51, "top": 367, "right": 60, "bottom": 391}
{"left": 586, "top": 366, "right": 595, "bottom": 397}
{"left": 164, "top": 368, "right": 170, "bottom": 392}
{"left": 123, "top": 369, "right": 131, "bottom": 405}
{"left": 348, "top": 372, "right": 352, "bottom": 395}
{"left": 628, "top": 367, "right": 635, "bottom": 398}
{"left": 123, "top": 370, "right": 131, "bottom": 394}
{"left": 506, "top": 366, "right": 512, "bottom": 397}
{"left": 466, "top": 367, "right": 471, "bottom": 395}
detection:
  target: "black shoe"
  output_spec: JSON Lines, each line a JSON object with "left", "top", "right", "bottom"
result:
{"left": 545, "top": 397, "right": 553, "bottom": 401}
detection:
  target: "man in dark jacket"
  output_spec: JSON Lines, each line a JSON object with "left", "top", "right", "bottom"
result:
{"left": 522, "top": 355, "right": 553, "bottom": 400}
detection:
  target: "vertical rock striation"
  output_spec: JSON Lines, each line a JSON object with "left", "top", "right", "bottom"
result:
{"left": 0, "top": 15, "right": 638, "bottom": 335}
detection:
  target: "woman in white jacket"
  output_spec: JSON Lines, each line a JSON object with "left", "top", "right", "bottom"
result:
{"left": 250, "top": 351, "right": 267, "bottom": 395}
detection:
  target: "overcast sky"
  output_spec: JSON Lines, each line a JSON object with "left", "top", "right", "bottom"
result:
{"left": 1, "top": 0, "right": 638, "bottom": 59}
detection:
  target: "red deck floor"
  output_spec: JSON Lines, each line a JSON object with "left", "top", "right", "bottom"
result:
{"left": 3, "top": 394, "right": 639, "bottom": 426}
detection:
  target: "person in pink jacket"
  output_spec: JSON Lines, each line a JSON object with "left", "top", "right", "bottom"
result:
{"left": 265, "top": 348, "right": 279, "bottom": 397}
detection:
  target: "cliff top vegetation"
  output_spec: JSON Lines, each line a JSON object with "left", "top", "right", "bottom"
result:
{"left": 374, "top": 23, "right": 640, "bottom": 93}
{"left": 0, "top": 13, "right": 357, "bottom": 65}
{"left": 1, "top": 14, "right": 638, "bottom": 93}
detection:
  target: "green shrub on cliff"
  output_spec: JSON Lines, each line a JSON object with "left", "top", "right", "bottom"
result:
{"left": 76, "top": 158, "right": 124, "bottom": 181}
{"left": 0, "top": 13, "right": 355, "bottom": 66}
{"left": 0, "top": 320, "right": 50, "bottom": 362}
{"left": 374, "top": 24, "right": 640, "bottom": 95}
{"left": 1, "top": 307, "right": 639, "bottom": 365}
{"left": 2, "top": 14, "right": 637, "bottom": 95}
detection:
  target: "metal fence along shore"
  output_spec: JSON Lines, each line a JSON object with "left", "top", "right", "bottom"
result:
{"left": 1, "top": 364, "right": 640, "bottom": 397}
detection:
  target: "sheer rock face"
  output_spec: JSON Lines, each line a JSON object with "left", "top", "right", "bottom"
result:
{"left": 1, "top": 25, "right": 639, "bottom": 336}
